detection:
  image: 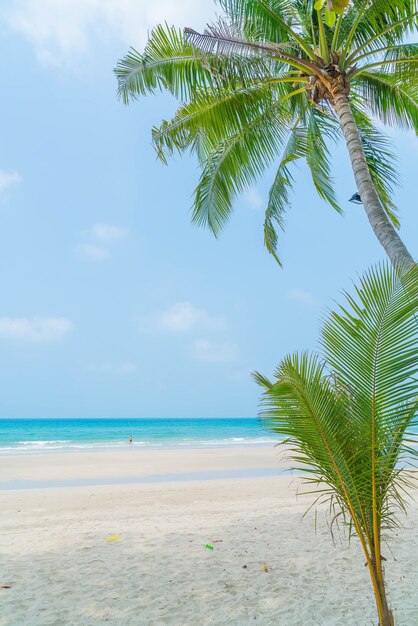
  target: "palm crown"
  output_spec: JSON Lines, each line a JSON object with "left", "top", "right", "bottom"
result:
{"left": 255, "top": 263, "right": 418, "bottom": 624}
{"left": 115, "top": 0, "right": 417, "bottom": 269}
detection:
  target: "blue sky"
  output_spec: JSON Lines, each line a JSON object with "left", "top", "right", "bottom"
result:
{"left": 0, "top": 1, "right": 417, "bottom": 418}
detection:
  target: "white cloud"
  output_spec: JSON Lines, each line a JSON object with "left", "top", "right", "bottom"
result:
{"left": 287, "top": 288, "right": 318, "bottom": 307}
{"left": 75, "top": 243, "right": 110, "bottom": 261}
{"left": 0, "top": 169, "right": 22, "bottom": 192}
{"left": 158, "top": 302, "right": 224, "bottom": 333}
{"left": 244, "top": 185, "right": 263, "bottom": 210}
{"left": 0, "top": 317, "right": 74, "bottom": 342}
{"left": 75, "top": 223, "right": 127, "bottom": 261}
{"left": 2, "top": 0, "right": 216, "bottom": 67}
{"left": 91, "top": 223, "right": 128, "bottom": 242}
{"left": 193, "top": 338, "right": 236, "bottom": 363}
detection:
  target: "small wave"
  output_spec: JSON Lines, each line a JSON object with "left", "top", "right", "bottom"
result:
{"left": 17, "top": 440, "right": 72, "bottom": 445}
{"left": 0, "top": 436, "right": 277, "bottom": 454}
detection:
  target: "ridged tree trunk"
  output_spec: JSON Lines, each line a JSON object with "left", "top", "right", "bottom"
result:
{"left": 333, "top": 90, "right": 415, "bottom": 274}
{"left": 360, "top": 539, "right": 394, "bottom": 625}
{"left": 370, "top": 559, "right": 394, "bottom": 626}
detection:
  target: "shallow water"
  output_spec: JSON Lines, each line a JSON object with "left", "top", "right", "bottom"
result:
{"left": 0, "top": 417, "right": 277, "bottom": 454}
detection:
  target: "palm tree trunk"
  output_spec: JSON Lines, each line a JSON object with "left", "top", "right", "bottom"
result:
{"left": 333, "top": 90, "right": 415, "bottom": 274}
{"left": 371, "top": 561, "right": 394, "bottom": 626}
{"left": 362, "top": 544, "right": 394, "bottom": 626}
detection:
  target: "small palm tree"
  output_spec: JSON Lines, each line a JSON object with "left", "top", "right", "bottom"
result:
{"left": 115, "top": 0, "right": 417, "bottom": 272}
{"left": 255, "top": 263, "right": 418, "bottom": 625}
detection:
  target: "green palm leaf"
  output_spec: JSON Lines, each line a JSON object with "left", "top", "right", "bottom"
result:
{"left": 264, "top": 122, "right": 308, "bottom": 263}
{"left": 256, "top": 263, "right": 418, "bottom": 624}
{"left": 305, "top": 110, "right": 342, "bottom": 213}
{"left": 344, "top": 1, "right": 418, "bottom": 61}
{"left": 218, "top": 0, "right": 316, "bottom": 57}
{"left": 263, "top": 108, "right": 343, "bottom": 263}
{"left": 192, "top": 94, "right": 297, "bottom": 234}
{"left": 152, "top": 70, "right": 302, "bottom": 163}
{"left": 115, "top": 24, "right": 213, "bottom": 102}
{"left": 354, "top": 70, "right": 418, "bottom": 132}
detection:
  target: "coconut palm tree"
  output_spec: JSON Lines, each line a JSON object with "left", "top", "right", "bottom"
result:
{"left": 255, "top": 263, "right": 418, "bottom": 625}
{"left": 115, "top": 0, "right": 417, "bottom": 272}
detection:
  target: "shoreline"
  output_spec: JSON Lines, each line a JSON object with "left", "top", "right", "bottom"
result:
{"left": 0, "top": 467, "right": 286, "bottom": 491}
{"left": 0, "top": 445, "right": 287, "bottom": 486}
{"left": 0, "top": 439, "right": 277, "bottom": 456}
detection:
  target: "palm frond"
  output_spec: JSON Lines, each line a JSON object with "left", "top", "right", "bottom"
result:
{"left": 306, "top": 110, "right": 342, "bottom": 214}
{"left": 255, "top": 351, "right": 374, "bottom": 542}
{"left": 185, "top": 20, "right": 290, "bottom": 58}
{"left": 192, "top": 93, "right": 298, "bottom": 235}
{"left": 263, "top": 121, "right": 309, "bottom": 262}
{"left": 321, "top": 264, "right": 418, "bottom": 535}
{"left": 345, "top": 6, "right": 418, "bottom": 64}
{"left": 340, "top": 0, "right": 417, "bottom": 58}
{"left": 151, "top": 70, "right": 304, "bottom": 162}
{"left": 184, "top": 20, "right": 321, "bottom": 75}
{"left": 382, "top": 41, "right": 418, "bottom": 65}
{"left": 350, "top": 41, "right": 418, "bottom": 64}
{"left": 218, "top": 0, "right": 316, "bottom": 58}
{"left": 263, "top": 107, "right": 343, "bottom": 264}
{"left": 322, "top": 265, "right": 418, "bottom": 470}
{"left": 115, "top": 24, "right": 213, "bottom": 102}
{"left": 257, "top": 262, "right": 418, "bottom": 553}
{"left": 353, "top": 70, "right": 418, "bottom": 133}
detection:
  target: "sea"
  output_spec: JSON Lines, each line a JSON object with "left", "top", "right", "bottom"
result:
{"left": 0, "top": 418, "right": 277, "bottom": 454}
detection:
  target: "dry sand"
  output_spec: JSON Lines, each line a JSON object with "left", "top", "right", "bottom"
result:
{"left": 1, "top": 446, "right": 418, "bottom": 625}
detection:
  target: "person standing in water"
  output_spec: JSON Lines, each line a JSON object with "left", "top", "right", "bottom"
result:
{"left": 129, "top": 436, "right": 133, "bottom": 445}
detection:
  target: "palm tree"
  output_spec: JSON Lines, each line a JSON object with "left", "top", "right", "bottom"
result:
{"left": 115, "top": 0, "right": 417, "bottom": 272}
{"left": 255, "top": 263, "right": 418, "bottom": 626}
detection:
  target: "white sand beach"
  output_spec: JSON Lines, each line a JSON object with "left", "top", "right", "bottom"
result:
{"left": 1, "top": 446, "right": 418, "bottom": 626}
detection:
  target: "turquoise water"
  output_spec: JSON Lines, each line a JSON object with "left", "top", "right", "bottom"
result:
{"left": 0, "top": 418, "right": 276, "bottom": 453}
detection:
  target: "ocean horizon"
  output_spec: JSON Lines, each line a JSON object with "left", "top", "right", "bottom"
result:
{"left": 0, "top": 417, "right": 277, "bottom": 454}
